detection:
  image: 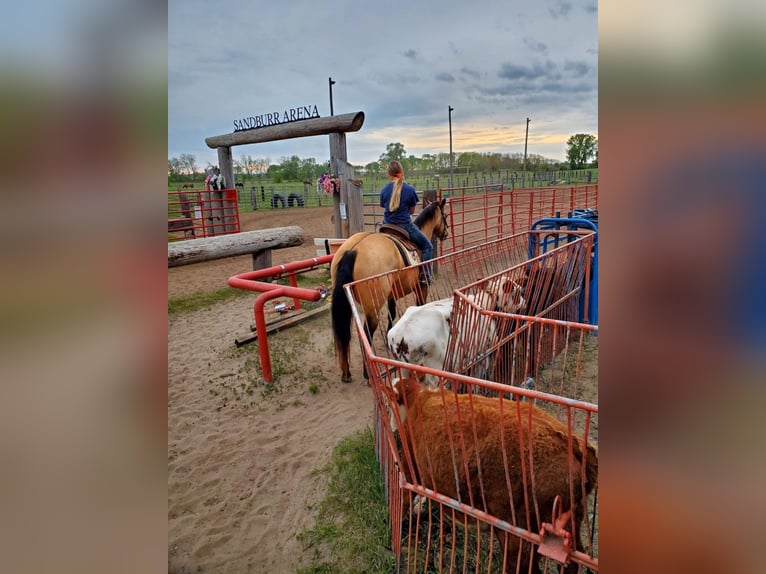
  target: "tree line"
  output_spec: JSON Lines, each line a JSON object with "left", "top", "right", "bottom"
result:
{"left": 168, "top": 134, "right": 597, "bottom": 182}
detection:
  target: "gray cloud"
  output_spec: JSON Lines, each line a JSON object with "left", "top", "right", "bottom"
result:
{"left": 583, "top": 1, "right": 597, "bottom": 14}
{"left": 498, "top": 61, "right": 557, "bottom": 81}
{"left": 523, "top": 37, "right": 549, "bottom": 55}
{"left": 435, "top": 72, "right": 456, "bottom": 83}
{"left": 404, "top": 49, "right": 417, "bottom": 60}
{"left": 563, "top": 60, "right": 591, "bottom": 75}
{"left": 549, "top": 1, "right": 573, "bottom": 19}
{"left": 460, "top": 66, "right": 481, "bottom": 79}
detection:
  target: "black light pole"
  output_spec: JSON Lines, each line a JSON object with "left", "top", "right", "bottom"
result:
{"left": 329, "top": 77, "right": 336, "bottom": 116}
{"left": 523, "top": 117, "right": 531, "bottom": 186}
{"left": 448, "top": 105, "right": 454, "bottom": 186}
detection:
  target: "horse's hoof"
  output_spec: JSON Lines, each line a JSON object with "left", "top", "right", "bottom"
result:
{"left": 341, "top": 374, "right": 352, "bottom": 383}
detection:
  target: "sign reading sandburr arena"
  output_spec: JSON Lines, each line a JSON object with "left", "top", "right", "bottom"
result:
{"left": 233, "top": 105, "right": 320, "bottom": 132}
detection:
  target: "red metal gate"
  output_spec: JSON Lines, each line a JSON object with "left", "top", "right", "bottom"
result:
{"left": 442, "top": 184, "right": 598, "bottom": 253}
{"left": 167, "top": 188, "right": 241, "bottom": 241}
{"left": 344, "top": 230, "right": 598, "bottom": 573}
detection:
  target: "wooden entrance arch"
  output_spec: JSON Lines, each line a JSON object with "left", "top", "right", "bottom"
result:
{"left": 205, "top": 111, "right": 366, "bottom": 238}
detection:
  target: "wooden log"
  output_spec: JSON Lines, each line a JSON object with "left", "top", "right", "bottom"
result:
{"left": 167, "top": 226, "right": 304, "bottom": 267}
{"left": 205, "top": 111, "right": 365, "bottom": 149}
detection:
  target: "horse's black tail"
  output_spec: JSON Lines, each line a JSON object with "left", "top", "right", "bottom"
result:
{"left": 331, "top": 250, "right": 357, "bottom": 362}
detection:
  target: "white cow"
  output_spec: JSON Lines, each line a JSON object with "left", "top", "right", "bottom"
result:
{"left": 386, "top": 276, "right": 525, "bottom": 386}
{"left": 387, "top": 297, "right": 454, "bottom": 387}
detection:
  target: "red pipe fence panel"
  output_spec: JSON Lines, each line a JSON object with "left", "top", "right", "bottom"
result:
{"left": 342, "top": 230, "right": 598, "bottom": 573}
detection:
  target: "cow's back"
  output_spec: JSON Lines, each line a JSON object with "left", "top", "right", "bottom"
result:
{"left": 411, "top": 393, "right": 595, "bottom": 530}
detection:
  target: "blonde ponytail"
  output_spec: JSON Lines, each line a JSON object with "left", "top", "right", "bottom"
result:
{"left": 389, "top": 177, "right": 403, "bottom": 211}
{"left": 386, "top": 160, "right": 405, "bottom": 211}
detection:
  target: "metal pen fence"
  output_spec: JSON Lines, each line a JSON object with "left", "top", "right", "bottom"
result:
{"left": 167, "top": 189, "right": 240, "bottom": 241}
{"left": 342, "top": 229, "right": 598, "bottom": 573}
{"left": 441, "top": 184, "right": 599, "bottom": 253}
{"left": 359, "top": 183, "right": 598, "bottom": 255}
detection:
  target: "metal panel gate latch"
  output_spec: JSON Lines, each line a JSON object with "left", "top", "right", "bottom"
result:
{"left": 537, "top": 495, "right": 573, "bottom": 565}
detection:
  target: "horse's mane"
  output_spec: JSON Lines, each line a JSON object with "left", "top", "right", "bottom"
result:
{"left": 413, "top": 201, "right": 440, "bottom": 227}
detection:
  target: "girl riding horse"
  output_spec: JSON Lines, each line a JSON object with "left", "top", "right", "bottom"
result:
{"left": 330, "top": 198, "right": 449, "bottom": 383}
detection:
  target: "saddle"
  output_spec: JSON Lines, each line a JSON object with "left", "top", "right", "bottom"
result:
{"left": 379, "top": 224, "right": 420, "bottom": 267}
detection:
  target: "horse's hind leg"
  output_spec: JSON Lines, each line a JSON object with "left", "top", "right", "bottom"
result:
{"left": 362, "top": 314, "right": 379, "bottom": 380}
{"left": 415, "top": 283, "right": 429, "bottom": 306}
{"left": 385, "top": 298, "right": 397, "bottom": 334}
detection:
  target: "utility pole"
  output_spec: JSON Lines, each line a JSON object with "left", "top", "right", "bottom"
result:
{"left": 328, "top": 77, "right": 336, "bottom": 116}
{"left": 448, "top": 106, "right": 454, "bottom": 187}
{"left": 523, "top": 117, "right": 531, "bottom": 186}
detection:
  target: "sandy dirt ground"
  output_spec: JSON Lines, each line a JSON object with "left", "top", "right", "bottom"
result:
{"left": 169, "top": 206, "right": 376, "bottom": 573}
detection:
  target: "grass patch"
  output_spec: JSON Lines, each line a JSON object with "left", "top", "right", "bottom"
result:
{"left": 168, "top": 287, "right": 250, "bottom": 316}
{"left": 297, "top": 427, "right": 395, "bottom": 574}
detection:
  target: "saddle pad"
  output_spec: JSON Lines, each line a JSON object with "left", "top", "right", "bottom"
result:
{"left": 383, "top": 233, "right": 420, "bottom": 268}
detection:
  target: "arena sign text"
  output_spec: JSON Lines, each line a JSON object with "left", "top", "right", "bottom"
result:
{"left": 233, "top": 105, "right": 320, "bottom": 132}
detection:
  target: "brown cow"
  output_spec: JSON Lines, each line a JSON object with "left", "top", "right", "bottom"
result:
{"left": 391, "top": 376, "right": 598, "bottom": 574}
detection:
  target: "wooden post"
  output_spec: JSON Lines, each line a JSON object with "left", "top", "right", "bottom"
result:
{"left": 252, "top": 250, "right": 272, "bottom": 276}
{"left": 218, "top": 146, "right": 234, "bottom": 188}
{"left": 210, "top": 190, "right": 224, "bottom": 236}
{"left": 347, "top": 177, "right": 364, "bottom": 234}
{"left": 329, "top": 132, "right": 346, "bottom": 238}
{"left": 218, "top": 146, "right": 238, "bottom": 233}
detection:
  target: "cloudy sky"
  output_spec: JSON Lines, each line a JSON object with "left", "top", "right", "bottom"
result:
{"left": 169, "top": 0, "right": 597, "bottom": 168}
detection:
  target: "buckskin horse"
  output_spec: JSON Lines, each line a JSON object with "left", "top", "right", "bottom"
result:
{"left": 330, "top": 198, "right": 449, "bottom": 383}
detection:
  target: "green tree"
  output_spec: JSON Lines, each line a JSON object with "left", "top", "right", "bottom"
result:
{"left": 457, "top": 152, "right": 481, "bottom": 173}
{"left": 566, "top": 134, "right": 598, "bottom": 169}
{"left": 379, "top": 142, "right": 407, "bottom": 165}
{"left": 299, "top": 157, "right": 318, "bottom": 181}
{"left": 278, "top": 155, "right": 301, "bottom": 180}
{"left": 364, "top": 161, "right": 381, "bottom": 176}
{"left": 267, "top": 163, "right": 284, "bottom": 183}
{"left": 420, "top": 154, "right": 436, "bottom": 173}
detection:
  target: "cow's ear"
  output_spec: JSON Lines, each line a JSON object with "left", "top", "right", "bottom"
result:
{"left": 395, "top": 377, "right": 418, "bottom": 405}
{"left": 391, "top": 377, "right": 404, "bottom": 405}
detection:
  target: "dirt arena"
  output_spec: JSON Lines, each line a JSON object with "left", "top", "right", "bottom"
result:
{"left": 168, "top": 206, "right": 375, "bottom": 573}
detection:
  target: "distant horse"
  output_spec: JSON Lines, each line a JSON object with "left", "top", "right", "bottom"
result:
{"left": 331, "top": 198, "right": 449, "bottom": 382}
